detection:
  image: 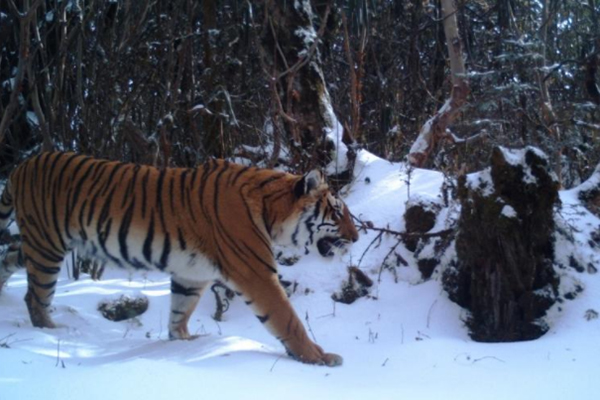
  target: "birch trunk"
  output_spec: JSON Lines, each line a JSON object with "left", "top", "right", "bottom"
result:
{"left": 408, "top": 0, "right": 469, "bottom": 167}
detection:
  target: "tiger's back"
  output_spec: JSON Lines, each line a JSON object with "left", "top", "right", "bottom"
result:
{"left": 0, "top": 151, "right": 358, "bottom": 366}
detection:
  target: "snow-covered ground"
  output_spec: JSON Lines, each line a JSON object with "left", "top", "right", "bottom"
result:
{"left": 1, "top": 150, "right": 599, "bottom": 399}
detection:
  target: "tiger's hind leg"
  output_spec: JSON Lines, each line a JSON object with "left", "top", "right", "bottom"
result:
{"left": 168, "top": 277, "right": 210, "bottom": 340}
{"left": 22, "top": 243, "right": 64, "bottom": 329}
{"left": 0, "top": 241, "right": 23, "bottom": 291}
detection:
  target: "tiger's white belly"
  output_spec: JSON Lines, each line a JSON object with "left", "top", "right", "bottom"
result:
{"left": 73, "top": 229, "right": 222, "bottom": 283}
{"left": 164, "top": 248, "right": 221, "bottom": 282}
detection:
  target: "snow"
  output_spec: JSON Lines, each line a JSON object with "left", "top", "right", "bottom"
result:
{"left": 500, "top": 145, "right": 547, "bottom": 168}
{"left": 501, "top": 205, "right": 517, "bottom": 218}
{"left": 1, "top": 150, "right": 600, "bottom": 399}
{"left": 321, "top": 86, "right": 349, "bottom": 176}
{"left": 26, "top": 111, "right": 39, "bottom": 127}
{"left": 466, "top": 167, "right": 495, "bottom": 196}
{"left": 408, "top": 119, "right": 433, "bottom": 156}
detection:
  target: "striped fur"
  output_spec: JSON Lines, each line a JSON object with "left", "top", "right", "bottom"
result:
{"left": 0, "top": 152, "right": 358, "bottom": 366}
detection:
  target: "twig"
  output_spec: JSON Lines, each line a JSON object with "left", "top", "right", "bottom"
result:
{"left": 357, "top": 231, "right": 383, "bottom": 268}
{"left": 354, "top": 214, "right": 455, "bottom": 240}
{"left": 305, "top": 311, "right": 317, "bottom": 343}
{"left": 270, "top": 355, "right": 283, "bottom": 372}
{"left": 401, "top": 324, "right": 404, "bottom": 345}
{"left": 317, "top": 301, "right": 336, "bottom": 319}
{"left": 55, "top": 339, "right": 65, "bottom": 368}
{"left": 0, "top": 333, "right": 16, "bottom": 348}
{"left": 377, "top": 238, "right": 404, "bottom": 283}
{"left": 427, "top": 300, "right": 438, "bottom": 329}
{"left": 472, "top": 356, "right": 505, "bottom": 364}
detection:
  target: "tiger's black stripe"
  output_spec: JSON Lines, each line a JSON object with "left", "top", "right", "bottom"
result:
{"left": 39, "top": 153, "right": 55, "bottom": 228}
{"left": 24, "top": 214, "right": 64, "bottom": 260}
{"left": 155, "top": 169, "right": 167, "bottom": 232}
{"left": 168, "top": 174, "right": 176, "bottom": 214}
{"left": 66, "top": 158, "right": 97, "bottom": 239}
{"left": 185, "top": 169, "right": 199, "bottom": 223}
{"left": 86, "top": 162, "right": 113, "bottom": 226}
{"left": 99, "top": 162, "right": 126, "bottom": 197}
{"left": 230, "top": 165, "right": 252, "bottom": 186}
{"left": 23, "top": 256, "right": 61, "bottom": 275}
{"left": 257, "top": 314, "right": 270, "bottom": 323}
{"left": 171, "top": 280, "right": 201, "bottom": 297}
{"left": 118, "top": 199, "right": 136, "bottom": 262}
{"left": 122, "top": 164, "right": 141, "bottom": 208}
{"left": 212, "top": 161, "right": 230, "bottom": 224}
{"left": 156, "top": 233, "right": 170, "bottom": 270}
{"left": 143, "top": 212, "right": 155, "bottom": 263}
{"left": 24, "top": 213, "right": 63, "bottom": 256}
{"left": 177, "top": 227, "right": 187, "bottom": 250}
{"left": 141, "top": 169, "right": 150, "bottom": 219}
{"left": 28, "top": 157, "right": 53, "bottom": 250}
{"left": 78, "top": 199, "right": 89, "bottom": 240}
{"left": 28, "top": 273, "right": 58, "bottom": 290}
{"left": 241, "top": 241, "right": 277, "bottom": 274}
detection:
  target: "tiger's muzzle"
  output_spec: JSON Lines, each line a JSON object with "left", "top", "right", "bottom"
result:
{"left": 317, "top": 237, "right": 352, "bottom": 258}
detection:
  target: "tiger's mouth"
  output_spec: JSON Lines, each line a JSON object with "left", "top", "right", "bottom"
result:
{"left": 317, "top": 237, "right": 347, "bottom": 258}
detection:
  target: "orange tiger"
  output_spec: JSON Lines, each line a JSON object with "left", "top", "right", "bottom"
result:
{"left": 0, "top": 152, "right": 358, "bottom": 366}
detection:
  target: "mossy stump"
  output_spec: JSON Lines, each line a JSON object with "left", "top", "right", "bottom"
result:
{"left": 445, "top": 146, "right": 560, "bottom": 342}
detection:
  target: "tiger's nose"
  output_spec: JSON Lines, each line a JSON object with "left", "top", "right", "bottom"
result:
{"left": 351, "top": 232, "right": 359, "bottom": 243}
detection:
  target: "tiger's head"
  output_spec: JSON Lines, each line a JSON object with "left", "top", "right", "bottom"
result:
{"left": 278, "top": 169, "right": 359, "bottom": 258}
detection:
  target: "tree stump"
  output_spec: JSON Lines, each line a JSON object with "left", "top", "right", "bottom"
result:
{"left": 444, "top": 146, "right": 560, "bottom": 342}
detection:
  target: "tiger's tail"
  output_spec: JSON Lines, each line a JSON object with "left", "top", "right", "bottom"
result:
{"left": 0, "top": 177, "right": 21, "bottom": 291}
{"left": 0, "top": 178, "right": 14, "bottom": 235}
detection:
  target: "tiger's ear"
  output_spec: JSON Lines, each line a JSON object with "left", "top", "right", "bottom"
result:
{"left": 294, "top": 169, "right": 324, "bottom": 198}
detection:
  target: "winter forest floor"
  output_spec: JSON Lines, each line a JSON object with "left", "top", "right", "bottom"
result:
{"left": 1, "top": 150, "right": 599, "bottom": 400}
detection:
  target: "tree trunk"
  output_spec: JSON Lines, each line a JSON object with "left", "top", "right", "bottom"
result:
{"left": 537, "top": 0, "right": 562, "bottom": 182}
{"left": 201, "top": 0, "right": 224, "bottom": 158}
{"left": 408, "top": 0, "right": 469, "bottom": 168}
{"left": 261, "top": 0, "right": 347, "bottom": 174}
{"left": 444, "top": 146, "right": 560, "bottom": 342}
{"left": 0, "top": 0, "right": 39, "bottom": 149}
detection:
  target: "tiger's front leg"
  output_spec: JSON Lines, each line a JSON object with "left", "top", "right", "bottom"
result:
{"left": 233, "top": 274, "right": 343, "bottom": 367}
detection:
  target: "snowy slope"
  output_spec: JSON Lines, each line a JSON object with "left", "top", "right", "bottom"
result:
{"left": 1, "top": 150, "right": 599, "bottom": 400}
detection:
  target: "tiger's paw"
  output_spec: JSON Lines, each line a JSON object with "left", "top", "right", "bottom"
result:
{"left": 295, "top": 351, "right": 343, "bottom": 367}
{"left": 290, "top": 344, "right": 344, "bottom": 367}
{"left": 168, "top": 329, "right": 208, "bottom": 341}
{"left": 321, "top": 352, "right": 343, "bottom": 367}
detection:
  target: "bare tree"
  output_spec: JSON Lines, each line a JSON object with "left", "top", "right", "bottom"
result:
{"left": 260, "top": 0, "right": 349, "bottom": 174}
{"left": 407, "top": 0, "right": 470, "bottom": 168}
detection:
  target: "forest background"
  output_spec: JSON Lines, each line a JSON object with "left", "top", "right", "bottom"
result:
{"left": 1, "top": 0, "right": 599, "bottom": 187}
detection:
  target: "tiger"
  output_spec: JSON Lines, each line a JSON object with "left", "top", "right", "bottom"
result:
{"left": 0, "top": 152, "right": 359, "bottom": 366}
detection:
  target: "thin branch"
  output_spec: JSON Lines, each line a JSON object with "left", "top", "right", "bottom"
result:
{"left": 356, "top": 218, "right": 455, "bottom": 240}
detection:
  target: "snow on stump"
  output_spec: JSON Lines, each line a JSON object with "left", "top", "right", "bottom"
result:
{"left": 445, "top": 146, "right": 560, "bottom": 342}
{"left": 98, "top": 295, "right": 149, "bottom": 322}
{"left": 571, "top": 162, "right": 600, "bottom": 216}
{"left": 332, "top": 266, "right": 373, "bottom": 304}
{"left": 404, "top": 195, "right": 440, "bottom": 237}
